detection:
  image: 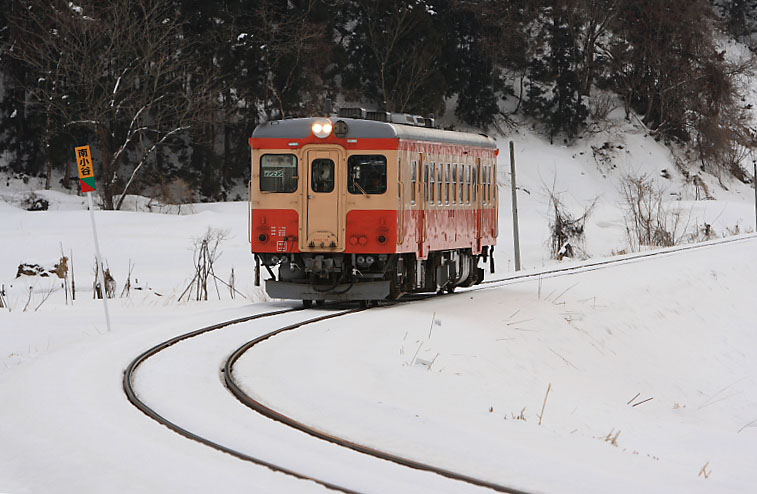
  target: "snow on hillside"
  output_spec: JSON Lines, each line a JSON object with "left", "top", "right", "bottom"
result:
{"left": 1, "top": 103, "right": 756, "bottom": 492}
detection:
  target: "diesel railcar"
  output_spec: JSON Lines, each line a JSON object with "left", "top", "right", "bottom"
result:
{"left": 249, "top": 109, "right": 498, "bottom": 306}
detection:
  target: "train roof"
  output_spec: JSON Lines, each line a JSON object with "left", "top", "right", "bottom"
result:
{"left": 252, "top": 117, "right": 498, "bottom": 149}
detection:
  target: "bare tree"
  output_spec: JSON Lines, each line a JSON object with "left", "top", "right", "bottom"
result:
{"left": 7, "top": 0, "right": 213, "bottom": 209}
{"left": 253, "top": 0, "right": 327, "bottom": 119}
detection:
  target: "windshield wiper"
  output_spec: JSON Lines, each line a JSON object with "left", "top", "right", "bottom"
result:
{"left": 353, "top": 180, "right": 369, "bottom": 197}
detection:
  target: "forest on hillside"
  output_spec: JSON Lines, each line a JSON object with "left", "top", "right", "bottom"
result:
{"left": 1, "top": 0, "right": 756, "bottom": 209}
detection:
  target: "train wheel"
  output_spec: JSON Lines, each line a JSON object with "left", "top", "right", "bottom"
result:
{"left": 315, "top": 299, "right": 325, "bottom": 307}
{"left": 302, "top": 299, "right": 313, "bottom": 308}
{"left": 360, "top": 300, "right": 373, "bottom": 309}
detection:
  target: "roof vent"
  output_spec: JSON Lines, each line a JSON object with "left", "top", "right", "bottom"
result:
{"left": 366, "top": 111, "right": 391, "bottom": 122}
{"left": 338, "top": 107, "right": 366, "bottom": 119}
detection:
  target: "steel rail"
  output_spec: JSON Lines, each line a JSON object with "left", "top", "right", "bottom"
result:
{"left": 221, "top": 234, "right": 756, "bottom": 494}
{"left": 224, "top": 317, "right": 534, "bottom": 494}
{"left": 125, "top": 235, "right": 754, "bottom": 493}
{"left": 480, "top": 233, "right": 757, "bottom": 288}
{"left": 123, "top": 307, "right": 363, "bottom": 494}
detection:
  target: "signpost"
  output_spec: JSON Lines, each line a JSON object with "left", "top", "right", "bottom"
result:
{"left": 510, "top": 141, "right": 521, "bottom": 271}
{"left": 75, "top": 145, "right": 112, "bottom": 332}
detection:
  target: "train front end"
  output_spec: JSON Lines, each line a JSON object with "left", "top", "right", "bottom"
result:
{"left": 249, "top": 117, "right": 400, "bottom": 305}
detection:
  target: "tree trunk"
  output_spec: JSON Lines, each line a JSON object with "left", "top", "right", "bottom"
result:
{"left": 96, "top": 125, "right": 115, "bottom": 210}
{"left": 63, "top": 160, "right": 71, "bottom": 189}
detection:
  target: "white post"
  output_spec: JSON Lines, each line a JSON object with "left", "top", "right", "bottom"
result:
{"left": 87, "top": 192, "right": 112, "bottom": 332}
{"left": 753, "top": 161, "right": 756, "bottom": 233}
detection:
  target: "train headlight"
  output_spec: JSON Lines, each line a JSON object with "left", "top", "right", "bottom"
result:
{"left": 312, "top": 119, "right": 333, "bottom": 139}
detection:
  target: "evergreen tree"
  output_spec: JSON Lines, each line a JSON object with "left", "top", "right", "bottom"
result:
{"left": 525, "top": 4, "right": 588, "bottom": 142}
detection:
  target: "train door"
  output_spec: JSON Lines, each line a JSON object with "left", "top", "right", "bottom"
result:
{"left": 304, "top": 148, "right": 345, "bottom": 250}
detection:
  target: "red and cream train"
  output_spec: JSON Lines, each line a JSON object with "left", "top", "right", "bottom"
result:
{"left": 248, "top": 109, "right": 498, "bottom": 305}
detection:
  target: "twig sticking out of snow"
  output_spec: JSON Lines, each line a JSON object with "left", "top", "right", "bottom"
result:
{"left": 538, "top": 383, "right": 552, "bottom": 426}
{"left": 699, "top": 462, "right": 712, "bottom": 479}
{"left": 738, "top": 419, "right": 757, "bottom": 433}
{"left": 632, "top": 397, "right": 654, "bottom": 407}
{"left": 604, "top": 429, "right": 621, "bottom": 447}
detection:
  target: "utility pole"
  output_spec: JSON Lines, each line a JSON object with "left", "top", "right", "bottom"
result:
{"left": 753, "top": 161, "right": 756, "bottom": 233}
{"left": 510, "top": 141, "right": 521, "bottom": 271}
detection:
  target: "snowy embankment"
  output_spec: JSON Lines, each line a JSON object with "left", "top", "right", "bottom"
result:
{"left": 235, "top": 236, "right": 757, "bottom": 493}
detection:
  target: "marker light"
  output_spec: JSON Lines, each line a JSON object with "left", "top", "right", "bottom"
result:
{"left": 312, "top": 119, "right": 333, "bottom": 138}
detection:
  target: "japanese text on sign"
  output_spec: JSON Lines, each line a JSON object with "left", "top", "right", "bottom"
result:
{"left": 75, "top": 146, "right": 94, "bottom": 179}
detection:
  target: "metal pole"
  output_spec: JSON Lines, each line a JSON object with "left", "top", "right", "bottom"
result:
{"left": 754, "top": 161, "right": 757, "bottom": 233}
{"left": 87, "top": 192, "right": 112, "bottom": 332}
{"left": 509, "top": 141, "right": 521, "bottom": 271}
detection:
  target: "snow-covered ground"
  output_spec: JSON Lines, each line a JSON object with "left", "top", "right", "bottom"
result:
{"left": 1, "top": 111, "right": 756, "bottom": 493}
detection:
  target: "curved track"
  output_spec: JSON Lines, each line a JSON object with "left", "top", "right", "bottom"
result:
{"left": 223, "top": 315, "right": 534, "bottom": 494}
{"left": 124, "top": 234, "right": 755, "bottom": 493}
{"left": 123, "top": 307, "right": 364, "bottom": 494}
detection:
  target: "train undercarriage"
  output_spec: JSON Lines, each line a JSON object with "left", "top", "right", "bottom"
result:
{"left": 255, "top": 247, "right": 493, "bottom": 306}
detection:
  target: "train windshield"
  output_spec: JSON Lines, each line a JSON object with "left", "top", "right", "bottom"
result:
{"left": 348, "top": 155, "right": 386, "bottom": 195}
{"left": 260, "top": 154, "right": 298, "bottom": 193}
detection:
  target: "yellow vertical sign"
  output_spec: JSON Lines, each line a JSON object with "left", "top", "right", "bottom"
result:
{"left": 75, "top": 145, "right": 97, "bottom": 192}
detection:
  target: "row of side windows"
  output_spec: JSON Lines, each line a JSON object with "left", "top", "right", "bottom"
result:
{"left": 411, "top": 160, "right": 495, "bottom": 206}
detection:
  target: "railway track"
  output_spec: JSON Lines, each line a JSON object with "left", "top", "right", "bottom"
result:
{"left": 123, "top": 307, "right": 364, "bottom": 494}
{"left": 124, "top": 234, "right": 755, "bottom": 493}
{"left": 481, "top": 233, "right": 756, "bottom": 288}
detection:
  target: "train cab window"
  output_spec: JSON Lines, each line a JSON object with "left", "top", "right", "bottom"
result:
{"left": 311, "top": 158, "right": 334, "bottom": 193}
{"left": 410, "top": 160, "right": 417, "bottom": 205}
{"left": 348, "top": 154, "right": 387, "bottom": 195}
{"left": 260, "top": 154, "right": 298, "bottom": 193}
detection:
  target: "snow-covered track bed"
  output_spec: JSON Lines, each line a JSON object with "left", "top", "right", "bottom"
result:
{"left": 482, "top": 233, "right": 757, "bottom": 288}
{"left": 124, "top": 304, "right": 521, "bottom": 493}
{"left": 224, "top": 310, "right": 532, "bottom": 494}
{"left": 123, "top": 307, "right": 361, "bottom": 493}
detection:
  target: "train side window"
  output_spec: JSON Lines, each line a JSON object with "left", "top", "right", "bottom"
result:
{"left": 463, "top": 165, "right": 470, "bottom": 204}
{"left": 492, "top": 164, "right": 496, "bottom": 203}
{"left": 410, "top": 160, "right": 417, "bottom": 205}
{"left": 458, "top": 164, "right": 464, "bottom": 204}
{"left": 437, "top": 165, "right": 443, "bottom": 205}
{"left": 348, "top": 155, "right": 387, "bottom": 195}
{"left": 472, "top": 164, "right": 477, "bottom": 203}
{"left": 452, "top": 164, "right": 457, "bottom": 204}
{"left": 485, "top": 165, "right": 490, "bottom": 204}
{"left": 260, "top": 154, "right": 298, "bottom": 193}
{"left": 429, "top": 163, "right": 435, "bottom": 203}
{"left": 488, "top": 165, "right": 493, "bottom": 204}
{"left": 424, "top": 163, "right": 429, "bottom": 202}
{"left": 444, "top": 163, "right": 452, "bottom": 204}
{"left": 482, "top": 165, "right": 488, "bottom": 205}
